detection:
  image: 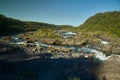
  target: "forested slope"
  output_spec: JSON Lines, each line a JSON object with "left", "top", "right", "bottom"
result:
{"left": 79, "top": 11, "right": 120, "bottom": 37}
{"left": 0, "top": 14, "right": 72, "bottom": 35}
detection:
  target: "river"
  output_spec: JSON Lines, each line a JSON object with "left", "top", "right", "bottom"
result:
{"left": 9, "top": 36, "right": 111, "bottom": 61}
{"left": 1, "top": 36, "right": 120, "bottom": 80}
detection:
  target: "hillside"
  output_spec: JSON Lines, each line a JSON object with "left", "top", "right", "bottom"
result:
{"left": 0, "top": 14, "right": 27, "bottom": 35}
{"left": 79, "top": 11, "right": 120, "bottom": 37}
{"left": 0, "top": 14, "right": 72, "bottom": 35}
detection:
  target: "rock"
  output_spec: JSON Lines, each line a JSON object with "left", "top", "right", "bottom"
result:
{"left": 40, "top": 39, "right": 55, "bottom": 45}
{"left": 26, "top": 38, "right": 35, "bottom": 43}
{"left": 47, "top": 50, "right": 52, "bottom": 53}
{"left": 48, "top": 45, "right": 71, "bottom": 52}
{"left": 62, "top": 39, "right": 74, "bottom": 45}
{"left": 84, "top": 55, "right": 88, "bottom": 58}
{"left": 23, "top": 43, "right": 29, "bottom": 47}
{"left": 60, "top": 47, "right": 71, "bottom": 52}
{"left": 112, "top": 46, "right": 120, "bottom": 54}
{"left": 88, "top": 53, "right": 95, "bottom": 59}
{"left": 74, "top": 38, "right": 87, "bottom": 46}
{"left": 32, "top": 48, "right": 36, "bottom": 52}
{"left": 92, "top": 38, "right": 101, "bottom": 45}
{"left": 54, "top": 46, "right": 61, "bottom": 51}
{"left": 96, "top": 56, "right": 120, "bottom": 80}
{"left": 25, "top": 48, "right": 32, "bottom": 55}
{"left": 61, "top": 38, "right": 88, "bottom": 46}
{"left": 53, "top": 39, "right": 62, "bottom": 45}
{"left": 98, "top": 35, "right": 113, "bottom": 42}
{"left": 0, "top": 47, "right": 9, "bottom": 52}
{"left": 102, "top": 45, "right": 112, "bottom": 52}
{"left": 71, "top": 53, "right": 80, "bottom": 58}
{"left": 101, "top": 45, "right": 112, "bottom": 56}
{"left": 48, "top": 45, "right": 55, "bottom": 49}
{"left": 36, "top": 45, "right": 41, "bottom": 50}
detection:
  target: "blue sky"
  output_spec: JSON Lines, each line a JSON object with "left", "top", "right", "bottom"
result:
{"left": 0, "top": 0, "right": 120, "bottom": 26}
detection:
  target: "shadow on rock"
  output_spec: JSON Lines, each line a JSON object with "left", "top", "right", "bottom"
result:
{"left": 0, "top": 54, "right": 100, "bottom": 80}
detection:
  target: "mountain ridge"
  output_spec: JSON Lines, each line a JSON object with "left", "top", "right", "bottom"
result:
{"left": 0, "top": 14, "right": 72, "bottom": 35}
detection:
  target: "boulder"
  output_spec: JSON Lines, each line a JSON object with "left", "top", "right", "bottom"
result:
{"left": 47, "top": 50, "right": 52, "bottom": 53}
{"left": 48, "top": 45, "right": 71, "bottom": 52}
{"left": 91, "top": 38, "right": 101, "bottom": 45}
{"left": 60, "top": 47, "right": 71, "bottom": 52}
{"left": 74, "top": 38, "right": 87, "bottom": 46}
{"left": 41, "top": 39, "right": 55, "bottom": 45}
{"left": 71, "top": 53, "right": 80, "bottom": 58}
{"left": 53, "top": 39, "right": 62, "bottom": 45}
{"left": 0, "top": 47, "right": 9, "bottom": 52}
{"left": 96, "top": 55, "right": 120, "bottom": 80}
{"left": 48, "top": 45, "right": 56, "bottom": 51}
{"left": 62, "top": 39, "right": 74, "bottom": 45}
{"left": 36, "top": 45, "right": 41, "bottom": 50}
{"left": 32, "top": 48, "right": 36, "bottom": 52}
{"left": 61, "top": 38, "right": 88, "bottom": 46}
{"left": 101, "top": 45, "right": 112, "bottom": 55}
{"left": 112, "top": 46, "right": 120, "bottom": 55}
{"left": 88, "top": 53, "right": 95, "bottom": 59}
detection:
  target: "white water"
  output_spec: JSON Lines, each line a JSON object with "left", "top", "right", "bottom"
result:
{"left": 100, "top": 39, "right": 109, "bottom": 45}
{"left": 82, "top": 47, "right": 120, "bottom": 61}
{"left": 81, "top": 47, "right": 107, "bottom": 61}
{"left": 16, "top": 41, "right": 119, "bottom": 61}
{"left": 15, "top": 41, "right": 119, "bottom": 61}
{"left": 33, "top": 42, "right": 111, "bottom": 61}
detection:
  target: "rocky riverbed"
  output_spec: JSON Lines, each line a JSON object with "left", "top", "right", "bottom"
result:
{"left": 0, "top": 42, "right": 99, "bottom": 80}
{"left": 0, "top": 36, "right": 120, "bottom": 80}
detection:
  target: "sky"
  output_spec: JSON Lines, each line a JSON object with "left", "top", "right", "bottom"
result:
{"left": 0, "top": 0, "right": 120, "bottom": 26}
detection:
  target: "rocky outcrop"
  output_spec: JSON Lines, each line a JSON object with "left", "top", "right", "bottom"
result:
{"left": 21, "top": 43, "right": 96, "bottom": 59}
{"left": 38, "top": 39, "right": 62, "bottom": 45}
{"left": 62, "top": 39, "right": 74, "bottom": 45}
{"left": 0, "top": 42, "right": 19, "bottom": 52}
{"left": 92, "top": 38, "right": 101, "bottom": 45}
{"left": 101, "top": 45, "right": 112, "bottom": 56}
{"left": 111, "top": 45, "right": 120, "bottom": 54}
{"left": 48, "top": 45, "right": 72, "bottom": 52}
{"left": 61, "top": 38, "right": 88, "bottom": 46}
{"left": 96, "top": 55, "right": 120, "bottom": 80}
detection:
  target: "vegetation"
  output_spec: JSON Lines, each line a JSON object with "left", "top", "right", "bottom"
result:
{"left": 29, "top": 29, "right": 61, "bottom": 38}
{"left": 0, "top": 14, "right": 26, "bottom": 35}
{"left": 79, "top": 11, "right": 120, "bottom": 37}
{"left": 17, "top": 29, "right": 62, "bottom": 43}
{"left": 0, "top": 14, "right": 72, "bottom": 35}
{"left": 1, "top": 11, "right": 120, "bottom": 40}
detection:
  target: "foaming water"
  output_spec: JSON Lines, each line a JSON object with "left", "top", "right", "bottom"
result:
{"left": 15, "top": 40, "right": 120, "bottom": 61}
